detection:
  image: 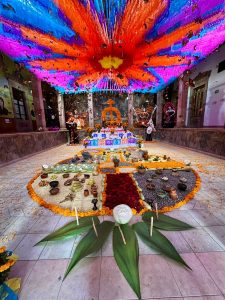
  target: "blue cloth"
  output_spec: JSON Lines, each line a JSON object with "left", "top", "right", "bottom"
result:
{"left": 0, "top": 283, "right": 18, "bottom": 300}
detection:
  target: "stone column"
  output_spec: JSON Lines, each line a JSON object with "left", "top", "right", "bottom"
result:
{"left": 156, "top": 90, "right": 164, "bottom": 128}
{"left": 57, "top": 92, "right": 66, "bottom": 129}
{"left": 87, "top": 92, "right": 94, "bottom": 127}
{"left": 128, "top": 93, "right": 134, "bottom": 127}
{"left": 31, "top": 76, "right": 46, "bottom": 131}
{"left": 176, "top": 75, "right": 189, "bottom": 127}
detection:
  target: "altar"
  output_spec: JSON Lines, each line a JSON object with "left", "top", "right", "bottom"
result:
{"left": 84, "top": 128, "right": 138, "bottom": 148}
{"left": 83, "top": 99, "right": 138, "bottom": 148}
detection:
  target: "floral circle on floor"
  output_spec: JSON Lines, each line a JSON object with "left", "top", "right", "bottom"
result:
{"left": 27, "top": 148, "right": 201, "bottom": 217}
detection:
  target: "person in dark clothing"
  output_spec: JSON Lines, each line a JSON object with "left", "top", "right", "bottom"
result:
{"left": 0, "top": 97, "right": 9, "bottom": 115}
{"left": 66, "top": 114, "right": 79, "bottom": 144}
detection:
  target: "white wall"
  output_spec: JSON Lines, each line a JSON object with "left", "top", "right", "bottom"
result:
{"left": 188, "top": 44, "right": 225, "bottom": 127}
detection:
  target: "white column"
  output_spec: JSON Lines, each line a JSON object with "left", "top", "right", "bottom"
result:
{"left": 156, "top": 90, "right": 164, "bottom": 128}
{"left": 88, "top": 92, "right": 94, "bottom": 127}
{"left": 128, "top": 93, "right": 134, "bottom": 127}
{"left": 57, "top": 92, "right": 66, "bottom": 129}
{"left": 31, "top": 76, "right": 46, "bottom": 131}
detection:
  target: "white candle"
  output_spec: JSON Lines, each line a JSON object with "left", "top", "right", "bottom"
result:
{"left": 92, "top": 217, "right": 98, "bottom": 237}
{"left": 155, "top": 202, "right": 158, "bottom": 220}
{"left": 150, "top": 216, "right": 153, "bottom": 237}
{"left": 75, "top": 206, "right": 79, "bottom": 226}
{"left": 118, "top": 225, "right": 126, "bottom": 245}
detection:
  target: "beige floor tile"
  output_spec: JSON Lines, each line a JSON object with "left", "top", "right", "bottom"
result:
{"left": 168, "top": 253, "right": 220, "bottom": 296}
{"left": 197, "top": 252, "right": 225, "bottom": 294}
{"left": 99, "top": 256, "right": 138, "bottom": 300}
{"left": 19, "top": 259, "right": 68, "bottom": 300}
{"left": 183, "top": 296, "right": 225, "bottom": 300}
{"left": 58, "top": 257, "right": 101, "bottom": 300}
{"left": 28, "top": 215, "right": 61, "bottom": 233}
{"left": 204, "top": 226, "right": 225, "bottom": 250}
{"left": 14, "top": 233, "right": 46, "bottom": 260}
{"left": 9, "top": 260, "right": 37, "bottom": 287}
{"left": 181, "top": 228, "right": 223, "bottom": 252}
{"left": 188, "top": 210, "right": 224, "bottom": 227}
{"left": 140, "top": 255, "right": 182, "bottom": 299}
{"left": 39, "top": 237, "right": 75, "bottom": 259}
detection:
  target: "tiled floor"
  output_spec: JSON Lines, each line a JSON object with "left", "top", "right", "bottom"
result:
{"left": 0, "top": 141, "right": 225, "bottom": 300}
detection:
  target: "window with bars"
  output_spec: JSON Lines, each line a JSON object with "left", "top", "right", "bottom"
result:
{"left": 12, "top": 87, "right": 27, "bottom": 120}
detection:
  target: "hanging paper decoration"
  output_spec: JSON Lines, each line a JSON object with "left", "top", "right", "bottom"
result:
{"left": 0, "top": 0, "right": 225, "bottom": 93}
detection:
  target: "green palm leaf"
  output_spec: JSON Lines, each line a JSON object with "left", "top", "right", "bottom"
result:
{"left": 142, "top": 211, "right": 193, "bottom": 231}
{"left": 113, "top": 224, "right": 141, "bottom": 300}
{"left": 35, "top": 216, "right": 100, "bottom": 245}
{"left": 133, "top": 222, "right": 191, "bottom": 270}
{"left": 64, "top": 221, "right": 114, "bottom": 279}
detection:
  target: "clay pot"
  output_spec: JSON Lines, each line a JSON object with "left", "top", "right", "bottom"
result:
{"left": 49, "top": 181, "right": 59, "bottom": 188}
{"left": 169, "top": 189, "right": 178, "bottom": 200}
{"left": 41, "top": 173, "right": 48, "bottom": 179}
{"left": 92, "top": 191, "right": 98, "bottom": 197}
{"left": 143, "top": 152, "right": 149, "bottom": 161}
{"left": 155, "top": 169, "right": 163, "bottom": 175}
{"left": 50, "top": 187, "right": 60, "bottom": 195}
{"left": 162, "top": 184, "right": 173, "bottom": 192}
{"left": 138, "top": 168, "right": 146, "bottom": 175}
{"left": 38, "top": 180, "right": 49, "bottom": 187}
{"left": 84, "top": 174, "right": 90, "bottom": 179}
{"left": 91, "top": 185, "right": 98, "bottom": 193}
{"left": 146, "top": 183, "right": 156, "bottom": 190}
{"left": 177, "top": 182, "right": 187, "bottom": 191}
{"left": 63, "top": 174, "right": 70, "bottom": 178}
{"left": 64, "top": 179, "right": 73, "bottom": 186}
{"left": 84, "top": 189, "right": 89, "bottom": 197}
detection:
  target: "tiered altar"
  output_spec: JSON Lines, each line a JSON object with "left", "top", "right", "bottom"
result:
{"left": 84, "top": 99, "right": 138, "bottom": 148}
{"left": 84, "top": 127, "right": 138, "bottom": 148}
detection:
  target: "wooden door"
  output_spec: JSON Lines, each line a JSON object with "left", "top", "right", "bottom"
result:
{"left": 189, "top": 84, "right": 205, "bottom": 127}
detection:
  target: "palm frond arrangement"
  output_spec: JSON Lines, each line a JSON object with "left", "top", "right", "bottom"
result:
{"left": 36, "top": 207, "right": 193, "bottom": 299}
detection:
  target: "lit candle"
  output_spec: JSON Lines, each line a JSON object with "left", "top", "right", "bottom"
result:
{"left": 150, "top": 216, "right": 153, "bottom": 237}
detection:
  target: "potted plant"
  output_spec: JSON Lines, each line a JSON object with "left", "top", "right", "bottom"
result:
{"left": 137, "top": 164, "right": 146, "bottom": 174}
{"left": 137, "top": 138, "right": 143, "bottom": 148}
{"left": 112, "top": 156, "right": 120, "bottom": 167}
{"left": 122, "top": 121, "right": 128, "bottom": 132}
{"left": 86, "top": 127, "right": 94, "bottom": 137}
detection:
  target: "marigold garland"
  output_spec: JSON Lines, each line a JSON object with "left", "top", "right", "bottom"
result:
{"left": 0, "top": 246, "right": 6, "bottom": 254}
{"left": 0, "top": 260, "right": 16, "bottom": 273}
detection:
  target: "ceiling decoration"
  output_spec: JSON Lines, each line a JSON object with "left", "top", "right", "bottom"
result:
{"left": 0, "top": 0, "right": 225, "bottom": 93}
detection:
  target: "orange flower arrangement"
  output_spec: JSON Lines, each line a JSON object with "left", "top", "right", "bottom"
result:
{"left": 0, "top": 246, "right": 6, "bottom": 254}
{"left": 95, "top": 123, "right": 102, "bottom": 131}
{"left": 0, "top": 260, "right": 16, "bottom": 273}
